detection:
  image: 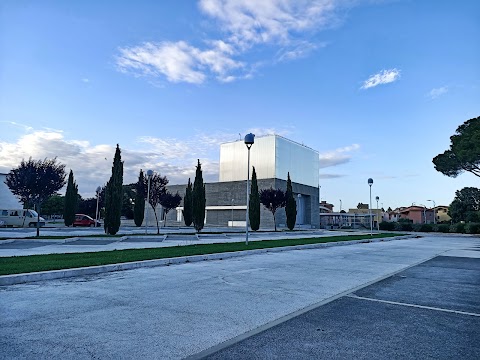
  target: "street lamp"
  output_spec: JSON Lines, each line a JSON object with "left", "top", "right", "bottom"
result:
{"left": 95, "top": 186, "right": 101, "bottom": 227}
{"left": 244, "top": 133, "right": 255, "bottom": 245}
{"left": 368, "top": 178, "right": 373, "bottom": 236}
{"left": 375, "top": 196, "right": 379, "bottom": 230}
{"left": 231, "top": 199, "right": 234, "bottom": 227}
{"left": 427, "top": 199, "right": 436, "bottom": 224}
{"left": 145, "top": 169, "right": 153, "bottom": 235}
{"left": 339, "top": 199, "right": 342, "bottom": 228}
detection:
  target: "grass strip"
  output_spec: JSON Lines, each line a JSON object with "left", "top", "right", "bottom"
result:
{"left": 0, "top": 233, "right": 401, "bottom": 276}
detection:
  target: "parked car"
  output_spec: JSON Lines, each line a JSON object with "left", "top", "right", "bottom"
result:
{"left": 73, "top": 214, "right": 101, "bottom": 227}
{"left": 0, "top": 209, "right": 46, "bottom": 228}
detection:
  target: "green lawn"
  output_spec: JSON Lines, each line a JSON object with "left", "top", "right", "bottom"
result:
{"left": 0, "top": 233, "right": 402, "bottom": 276}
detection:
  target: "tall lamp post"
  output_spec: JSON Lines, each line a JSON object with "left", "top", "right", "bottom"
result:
{"left": 231, "top": 199, "right": 234, "bottom": 227}
{"left": 339, "top": 199, "right": 342, "bottom": 227}
{"left": 244, "top": 133, "right": 255, "bottom": 245}
{"left": 145, "top": 169, "right": 153, "bottom": 235}
{"left": 95, "top": 186, "right": 101, "bottom": 227}
{"left": 427, "top": 199, "right": 436, "bottom": 224}
{"left": 375, "top": 196, "right": 380, "bottom": 230}
{"left": 368, "top": 178, "right": 373, "bottom": 236}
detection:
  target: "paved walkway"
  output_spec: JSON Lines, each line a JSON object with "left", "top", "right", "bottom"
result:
{"left": 0, "top": 229, "right": 355, "bottom": 257}
{"left": 1, "top": 235, "right": 478, "bottom": 359}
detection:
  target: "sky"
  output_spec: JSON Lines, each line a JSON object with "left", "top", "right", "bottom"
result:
{"left": 0, "top": 0, "right": 479, "bottom": 211}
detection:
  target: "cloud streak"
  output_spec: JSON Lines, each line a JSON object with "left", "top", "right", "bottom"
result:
{"left": 426, "top": 86, "right": 448, "bottom": 100}
{"left": 361, "top": 68, "right": 401, "bottom": 89}
{"left": 117, "top": 0, "right": 353, "bottom": 84}
{"left": 319, "top": 143, "right": 360, "bottom": 168}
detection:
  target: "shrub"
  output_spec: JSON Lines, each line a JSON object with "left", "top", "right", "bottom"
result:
{"left": 395, "top": 222, "right": 413, "bottom": 231}
{"left": 450, "top": 223, "right": 466, "bottom": 233}
{"left": 413, "top": 223, "right": 433, "bottom": 232}
{"left": 379, "top": 221, "right": 395, "bottom": 231}
{"left": 465, "top": 222, "right": 480, "bottom": 234}
{"left": 434, "top": 224, "right": 450, "bottom": 233}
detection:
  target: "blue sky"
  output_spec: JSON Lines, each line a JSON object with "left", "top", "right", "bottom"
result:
{"left": 1, "top": 0, "right": 479, "bottom": 211}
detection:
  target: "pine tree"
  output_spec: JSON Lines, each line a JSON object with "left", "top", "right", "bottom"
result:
{"left": 104, "top": 144, "right": 124, "bottom": 235}
{"left": 183, "top": 178, "right": 193, "bottom": 226}
{"left": 133, "top": 169, "right": 145, "bottom": 227}
{"left": 285, "top": 172, "right": 297, "bottom": 230}
{"left": 192, "top": 160, "right": 206, "bottom": 232}
{"left": 249, "top": 166, "right": 260, "bottom": 231}
{"left": 64, "top": 170, "right": 78, "bottom": 226}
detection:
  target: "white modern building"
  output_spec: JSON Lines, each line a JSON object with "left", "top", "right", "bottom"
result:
{"left": 0, "top": 173, "right": 22, "bottom": 208}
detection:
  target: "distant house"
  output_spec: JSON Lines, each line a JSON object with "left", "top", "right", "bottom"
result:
{"left": 397, "top": 206, "right": 435, "bottom": 224}
{"left": 0, "top": 173, "right": 22, "bottom": 208}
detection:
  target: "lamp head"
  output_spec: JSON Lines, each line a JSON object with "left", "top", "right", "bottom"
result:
{"left": 96, "top": 186, "right": 101, "bottom": 194}
{"left": 147, "top": 169, "right": 154, "bottom": 179}
{"left": 368, "top": 178, "right": 373, "bottom": 186}
{"left": 244, "top": 133, "right": 255, "bottom": 147}
{"left": 375, "top": 196, "right": 379, "bottom": 201}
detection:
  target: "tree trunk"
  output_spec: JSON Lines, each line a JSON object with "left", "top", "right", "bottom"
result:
{"left": 153, "top": 209, "right": 160, "bottom": 235}
{"left": 273, "top": 212, "right": 277, "bottom": 232}
{"left": 164, "top": 210, "right": 168, "bottom": 227}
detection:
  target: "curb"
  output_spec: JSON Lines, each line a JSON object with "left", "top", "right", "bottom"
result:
{"left": 0, "top": 235, "right": 415, "bottom": 286}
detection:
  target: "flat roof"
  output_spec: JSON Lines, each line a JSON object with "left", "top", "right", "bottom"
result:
{"left": 221, "top": 134, "right": 318, "bottom": 153}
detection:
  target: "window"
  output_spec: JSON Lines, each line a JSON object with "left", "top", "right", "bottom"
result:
{"left": 1, "top": 210, "right": 8, "bottom": 216}
{"left": 10, "top": 211, "right": 18, "bottom": 216}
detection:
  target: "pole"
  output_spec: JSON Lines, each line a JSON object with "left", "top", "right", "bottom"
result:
{"left": 95, "top": 194, "right": 100, "bottom": 227}
{"left": 246, "top": 147, "right": 251, "bottom": 245}
{"left": 376, "top": 198, "right": 379, "bottom": 231}
{"left": 145, "top": 176, "right": 151, "bottom": 235}
{"left": 433, "top": 200, "right": 436, "bottom": 224}
{"left": 369, "top": 185, "right": 373, "bottom": 236}
{"left": 231, "top": 199, "right": 234, "bottom": 227}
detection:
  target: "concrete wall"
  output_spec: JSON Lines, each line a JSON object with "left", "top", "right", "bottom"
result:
{"left": 166, "top": 178, "right": 319, "bottom": 229}
{"left": 0, "top": 174, "right": 22, "bottom": 208}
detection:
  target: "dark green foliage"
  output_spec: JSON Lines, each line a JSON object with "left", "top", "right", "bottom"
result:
{"left": 394, "top": 222, "right": 413, "bottom": 231}
{"left": 160, "top": 191, "right": 182, "bottom": 227}
{"left": 64, "top": 170, "right": 78, "bottom": 226}
{"left": 192, "top": 160, "right": 206, "bottom": 232}
{"left": 42, "top": 195, "right": 64, "bottom": 216}
{"left": 146, "top": 173, "right": 169, "bottom": 234}
{"left": 434, "top": 224, "right": 450, "bottom": 233}
{"left": 465, "top": 222, "right": 480, "bottom": 234}
{"left": 104, "top": 145, "right": 124, "bottom": 235}
{"left": 249, "top": 167, "right": 260, "bottom": 231}
{"left": 259, "top": 187, "right": 286, "bottom": 231}
{"left": 448, "top": 187, "right": 480, "bottom": 223}
{"left": 5, "top": 158, "right": 66, "bottom": 236}
{"left": 122, "top": 184, "right": 135, "bottom": 219}
{"left": 379, "top": 221, "right": 395, "bottom": 231}
{"left": 78, "top": 197, "right": 96, "bottom": 218}
{"left": 449, "top": 223, "right": 466, "bottom": 233}
{"left": 433, "top": 116, "right": 480, "bottom": 178}
{"left": 413, "top": 223, "right": 433, "bottom": 232}
{"left": 285, "top": 172, "right": 296, "bottom": 230}
{"left": 183, "top": 178, "right": 193, "bottom": 227}
{"left": 133, "top": 170, "right": 145, "bottom": 227}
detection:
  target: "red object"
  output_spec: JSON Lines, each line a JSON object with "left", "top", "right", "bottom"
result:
{"left": 73, "top": 214, "right": 99, "bottom": 227}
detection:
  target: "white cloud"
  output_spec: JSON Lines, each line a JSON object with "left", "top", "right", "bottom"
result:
{"left": 361, "top": 69, "right": 401, "bottom": 90}
{"left": 0, "top": 127, "right": 291, "bottom": 197}
{"left": 81, "top": 78, "right": 90, "bottom": 83}
{"left": 426, "top": 86, "right": 448, "bottom": 100}
{"left": 116, "top": 40, "right": 244, "bottom": 84}
{"left": 319, "top": 143, "right": 360, "bottom": 168}
{"left": 117, "top": 0, "right": 352, "bottom": 84}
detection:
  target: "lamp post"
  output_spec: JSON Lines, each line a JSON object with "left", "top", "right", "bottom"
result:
{"left": 339, "top": 199, "right": 342, "bottom": 227}
{"left": 244, "top": 133, "right": 255, "bottom": 245}
{"left": 427, "top": 199, "right": 436, "bottom": 224}
{"left": 95, "top": 186, "right": 101, "bottom": 227}
{"left": 231, "top": 199, "right": 234, "bottom": 227}
{"left": 368, "top": 178, "right": 373, "bottom": 236}
{"left": 145, "top": 169, "right": 153, "bottom": 235}
{"left": 419, "top": 204, "right": 427, "bottom": 224}
{"left": 375, "top": 196, "right": 379, "bottom": 230}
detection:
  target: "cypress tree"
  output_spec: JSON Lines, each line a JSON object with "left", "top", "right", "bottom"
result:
{"left": 64, "top": 170, "right": 78, "bottom": 226}
{"left": 104, "top": 144, "right": 124, "bottom": 235}
{"left": 192, "top": 160, "right": 206, "bottom": 232}
{"left": 249, "top": 166, "right": 260, "bottom": 231}
{"left": 183, "top": 178, "right": 193, "bottom": 226}
{"left": 285, "top": 172, "right": 297, "bottom": 230}
{"left": 133, "top": 169, "right": 145, "bottom": 227}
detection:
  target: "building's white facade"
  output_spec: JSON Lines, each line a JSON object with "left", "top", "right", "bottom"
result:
{"left": 0, "top": 173, "right": 22, "bottom": 208}
{"left": 219, "top": 135, "right": 319, "bottom": 188}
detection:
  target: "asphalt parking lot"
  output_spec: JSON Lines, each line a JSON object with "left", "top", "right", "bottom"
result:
{"left": 202, "top": 255, "right": 480, "bottom": 360}
{"left": 1, "top": 235, "right": 478, "bottom": 359}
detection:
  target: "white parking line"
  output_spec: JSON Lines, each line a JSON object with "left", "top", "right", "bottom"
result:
{"left": 347, "top": 294, "right": 480, "bottom": 317}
